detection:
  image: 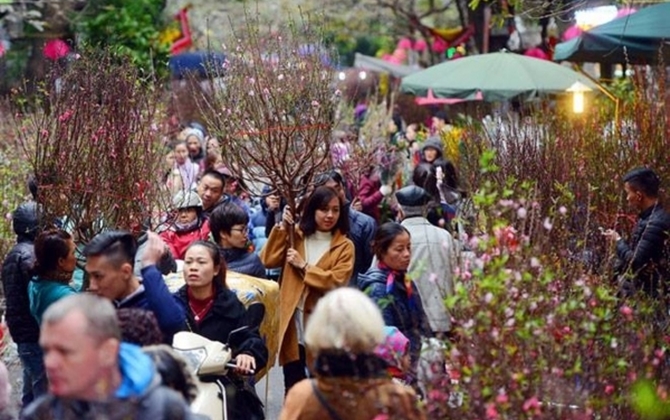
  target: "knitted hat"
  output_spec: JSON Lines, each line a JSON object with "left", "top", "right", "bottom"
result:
{"left": 182, "top": 127, "right": 204, "bottom": 143}
{"left": 374, "top": 326, "right": 410, "bottom": 367}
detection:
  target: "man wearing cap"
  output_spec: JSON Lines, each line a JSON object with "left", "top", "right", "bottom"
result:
{"left": 396, "top": 185, "right": 458, "bottom": 336}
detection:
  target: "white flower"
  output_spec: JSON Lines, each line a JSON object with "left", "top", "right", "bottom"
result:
{"left": 543, "top": 217, "right": 553, "bottom": 230}
{"left": 517, "top": 207, "right": 527, "bottom": 219}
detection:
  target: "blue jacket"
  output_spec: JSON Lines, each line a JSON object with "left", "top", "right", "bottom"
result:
{"left": 358, "top": 267, "right": 431, "bottom": 363}
{"left": 116, "top": 265, "right": 185, "bottom": 340}
{"left": 220, "top": 248, "right": 267, "bottom": 279}
{"left": 348, "top": 207, "right": 377, "bottom": 279}
{"left": 28, "top": 277, "right": 78, "bottom": 325}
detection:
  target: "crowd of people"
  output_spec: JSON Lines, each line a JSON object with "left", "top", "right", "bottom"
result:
{"left": 3, "top": 110, "right": 667, "bottom": 419}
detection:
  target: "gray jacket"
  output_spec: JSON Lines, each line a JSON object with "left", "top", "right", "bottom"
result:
{"left": 401, "top": 216, "right": 457, "bottom": 333}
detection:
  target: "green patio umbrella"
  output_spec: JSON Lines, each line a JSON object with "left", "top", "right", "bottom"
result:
{"left": 554, "top": 3, "right": 670, "bottom": 64}
{"left": 400, "top": 51, "right": 597, "bottom": 102}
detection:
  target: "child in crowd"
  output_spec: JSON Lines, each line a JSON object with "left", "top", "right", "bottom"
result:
{"left": 374, "top": 326, "right": 412, "bottom": 387}
{"left": 183, "top": 127, "right": 206, "bottom": 166}
{"left": 160, "top": 190, "right": 210, "bottom": 260}
{"left": 172, "top": 141, "right": 199, "bottom": 190}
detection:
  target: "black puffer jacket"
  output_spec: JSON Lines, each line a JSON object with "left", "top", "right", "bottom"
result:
{"left": 616, "top": 203, "right": 670, "bottom": 297}
{"left": 1, "top": 202, "right": 40, "bottom": 344}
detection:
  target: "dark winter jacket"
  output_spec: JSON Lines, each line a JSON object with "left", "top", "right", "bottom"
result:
{"left": 251, "top": 186, "right": 284, "bottom": 254}
{"left": 616, "top": 203, "right": 670, "bottom": 297}
{"left": 420, "top": 137, "right": 444, "bottom": 163}
{"left": 21, "top": 343, "right": 202, "bottom": 420}
{"left": 1, "top": 201, "right": 41, "bottom": 343}
{"left": 116, "top": 266, "right": 185, "bottom": 341}
{"left": 220, "top": 247, "right": 267, "bottom": 279}
{"left": 348, "top": 207, "right": 377, "bottom": 279}
{"left": 358, "top": 267, "right": 431, "bottom": 364}
{"left": 174, "top": 283, "right": 268, "bottom": 371}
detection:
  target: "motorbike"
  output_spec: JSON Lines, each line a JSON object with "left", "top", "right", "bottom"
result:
{"left": 173, "top": 328, "right": 258, "bottom": 420}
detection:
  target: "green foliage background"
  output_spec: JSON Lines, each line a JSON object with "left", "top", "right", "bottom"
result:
{"left": 75, "top": 0, "right": 169, "bottom": 77}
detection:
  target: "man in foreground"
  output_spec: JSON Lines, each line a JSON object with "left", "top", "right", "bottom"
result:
{"left": 21, "top": 294, "right": 199, "bottom": 419}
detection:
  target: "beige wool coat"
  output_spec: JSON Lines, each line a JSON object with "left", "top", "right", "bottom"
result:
{"left": 260, "top": 226, "right": 354, "bottom": 366}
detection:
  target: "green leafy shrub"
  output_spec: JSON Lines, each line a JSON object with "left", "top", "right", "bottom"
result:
{"left": 75, "top": 0, "right": 169, "bottom": 77}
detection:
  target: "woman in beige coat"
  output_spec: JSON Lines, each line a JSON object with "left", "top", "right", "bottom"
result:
{"left": 279, "top": 288, "right": 425, "bottom": 420}
{"left": 260, "top": 186, "right": 355, "bottom": 394}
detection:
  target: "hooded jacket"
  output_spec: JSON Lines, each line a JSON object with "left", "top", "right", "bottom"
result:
{"left": 28, "top": 278, "right": 78, "bottom": 325}
{"left": 358, "top": 267, "right": 432, "bottom": 364}
{"left": 1, "top": 201, "right": 41, "bottom": 343}
{"left": 21, "top": 343, "right": 201, "bottom": 420}
{"left": 160, "top": 218, "right": 211, "bottom": 260}
{"left": 420, "top": 137, "right": 444, "bottom": 163}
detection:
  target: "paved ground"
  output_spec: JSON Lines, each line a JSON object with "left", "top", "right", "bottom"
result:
{"left": 4, "top": 342, "right": 24, "bottom": 417}
{"left": 257, "top": 363, "right": 284, "bottom": 419}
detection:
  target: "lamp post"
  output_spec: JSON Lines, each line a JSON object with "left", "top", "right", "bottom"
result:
{"left": 572, "top": 66, "right": 621, "bottom": 133}
{"left": 567, "top": 81, "right": 592, "bottom": 114}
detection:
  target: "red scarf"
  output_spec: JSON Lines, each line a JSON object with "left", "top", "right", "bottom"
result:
{"left": 187, "top": 285, "right": 215, "bottom": 323}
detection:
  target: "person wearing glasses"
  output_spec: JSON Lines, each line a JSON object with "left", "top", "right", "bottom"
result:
{"left": 210, "top": 202, "right": 267, "bottom": 279}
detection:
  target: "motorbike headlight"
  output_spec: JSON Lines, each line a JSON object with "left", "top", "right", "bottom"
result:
{"left": 174, "top": 347, "right": 207, "bottom": 374}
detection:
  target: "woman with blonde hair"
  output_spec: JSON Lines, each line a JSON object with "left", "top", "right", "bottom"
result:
{"left": 280, "top": 288, "right": 425, "bottom": 420}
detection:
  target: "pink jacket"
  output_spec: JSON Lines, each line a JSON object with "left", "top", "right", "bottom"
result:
{"left": 357, "top": 174, "right": 383, "bottom": 221}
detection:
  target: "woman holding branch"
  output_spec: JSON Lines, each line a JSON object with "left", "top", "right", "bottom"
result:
{"left": 260, "top": 186, "right": 355, "bottom": 394}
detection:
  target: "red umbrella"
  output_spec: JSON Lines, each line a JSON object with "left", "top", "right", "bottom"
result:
{"left": 43, "top": 39, "right": 70, "bottom": 61}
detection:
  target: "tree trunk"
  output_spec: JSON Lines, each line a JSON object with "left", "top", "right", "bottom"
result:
{"left": 25, "top": 38, "right": 46, "bottom": 94}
